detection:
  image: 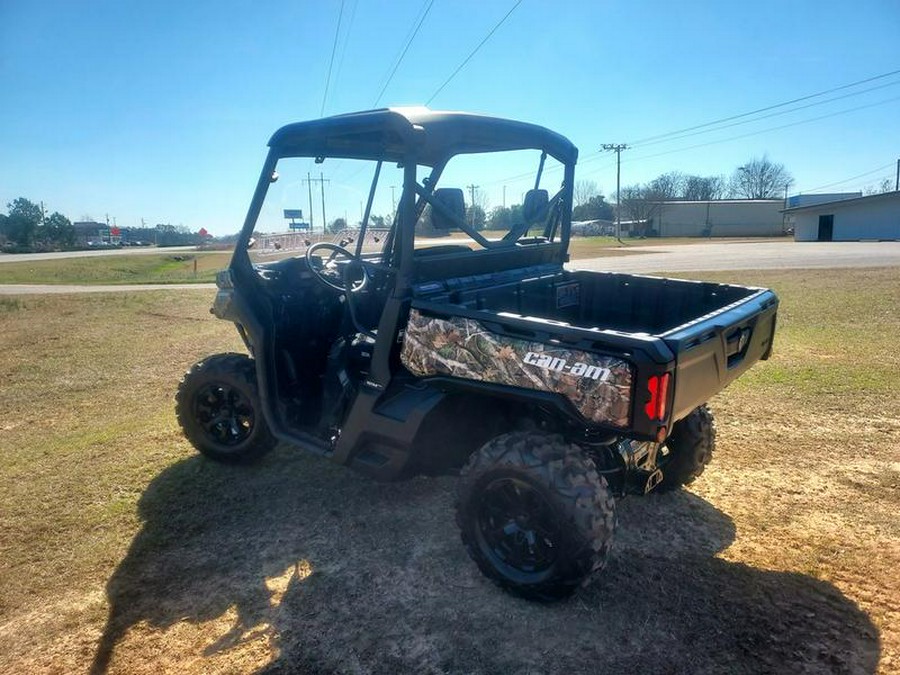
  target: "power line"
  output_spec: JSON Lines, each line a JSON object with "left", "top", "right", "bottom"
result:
{"left": 491, "top": 82, "right": 900, "bottom": 196}
{"left": 628, "top": 67, "right": 900, "bottom": 146}
{"left": 334, "top": 0, "right": 359, "bottom": 96}
{"left": 631, "top": 78, "right": 900, "bottom": 150}
{"left": 621, "top": 94, "right": 900, "bottom": 166}
{"left": 426, "top": 0, "right": 523, "bottom": 106}
{"left": 320, "top": 0, "right": 346, "bottom": 117}
{"left": 795, "top": 162, "right": 896, "bottom": 194}
{"left": 373, "top": 0, "right": 435, "bottom": 107}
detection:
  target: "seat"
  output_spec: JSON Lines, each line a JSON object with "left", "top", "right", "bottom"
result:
{"left": 430, "top": 188, "right": 466, "bottom": 230}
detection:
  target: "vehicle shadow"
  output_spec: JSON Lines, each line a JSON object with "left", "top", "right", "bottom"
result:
{"left": 89, "top": 447, "right": 452, "bottom": 674}
{"left": 92, "top": 451, "right": 880, "bottom": 674}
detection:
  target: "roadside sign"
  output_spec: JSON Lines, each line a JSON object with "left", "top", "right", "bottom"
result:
{"left": 283, "top": 209, "right": 303, "bottom": 219}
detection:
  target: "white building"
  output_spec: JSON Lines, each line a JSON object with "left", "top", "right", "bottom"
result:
{"left": 654, "top": 200, "right": 785, "bottom": 237}
{"left": 783, "top": 191, "right": 900, "bottom": 241}
{"left": 786, "top": 192, "right": 860, "bottom": 209}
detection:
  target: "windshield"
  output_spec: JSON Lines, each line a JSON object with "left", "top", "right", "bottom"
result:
{"left": 248, "top": 149, "right": 568, "bottom": 266}
{"left": 249, "top": 157, "right": 404, "bottom": 265}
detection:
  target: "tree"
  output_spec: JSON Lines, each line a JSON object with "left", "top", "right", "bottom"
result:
{"left": 648, "top": 172, "right": 684, "bottom": 200}
{"left": 729, "top": 156, "right": 794, "bottom": 199}
{"left": 466, "top": 205, "right": 486, "bottom": 231}
{"left": 863, "top": 178, "right": 894, "bottom": 195}
{"left": 683, "top": 175, "right": 727, "bottom": 201}
{"left": 574, "top": 179, "right": 600, "bottom": 206}
{"left": 8, "top": 197, "right": 42, "bottom": 222}
{"left": 328, "top": 217, "right": 347, "bottom": 234}
{"left": 38, "top": 212, "right": 75, "bottom": 248}
{"left": 2, "top": 197, "right": 42, "bottom": 248}
{"left": 572, "top": 195, "right": 613, "bottom": 222}
{"left": 620, "top": 185, "right": 661, "bottom": 236}
{"left": 486, "top": 204, "right": 524, "bottom": 231}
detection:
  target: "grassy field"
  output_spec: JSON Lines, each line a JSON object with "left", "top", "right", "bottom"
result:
{"left": 0, "top": 237, "right": 791, "bottom": 285}
{"left": 0, "top": 267, "right": 897, "bottom": 674}
{"left": 0, "top": 251, "right": 232, "bottom": 284}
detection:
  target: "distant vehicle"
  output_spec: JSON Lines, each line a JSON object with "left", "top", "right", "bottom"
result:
{"left": 176, "top": 108, "right": 779, "bottom": 600}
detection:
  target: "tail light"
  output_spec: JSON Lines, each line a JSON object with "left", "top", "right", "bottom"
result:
{"left": 644, "top": 373, "right": 670, "bottom": 422}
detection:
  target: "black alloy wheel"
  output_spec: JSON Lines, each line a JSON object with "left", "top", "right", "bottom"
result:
{"left": 193, "top": 381, "right": 255, "bottom": 447}
{"left": 176, "top": 353, "right": 277, "bottom": 463}
{"left": 476, "top": 477, "right": 561, "bottom": 576}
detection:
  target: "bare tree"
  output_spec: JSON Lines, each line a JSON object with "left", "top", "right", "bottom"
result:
{"left": 729, "top": 155, "right": 794, "bottom": 199}
{"left": 574, "top": 179, "right": 600, "bottom": 206}
{"left": 683, "top": 175, "right": 727, "bottom": 201}
{"left": 620, "top": 185, "right": 661, "bottom": 236}
{"left": 647, "top": 172, "right": 684, "bottom": 200}
{"left": 863, "top": 178, "right": 894, "bottom": 195}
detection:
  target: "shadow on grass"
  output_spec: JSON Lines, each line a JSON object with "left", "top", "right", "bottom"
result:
{"left": 92, "top": 450, "right": 880, "bottom": 674}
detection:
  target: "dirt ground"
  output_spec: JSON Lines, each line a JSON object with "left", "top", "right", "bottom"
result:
{"left": 0, "top": 268, "right": 897, "bottom": 674}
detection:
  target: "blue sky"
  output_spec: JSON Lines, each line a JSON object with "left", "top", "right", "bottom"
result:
{"left": 1, "top": 0, "right": 898, "bottom": 235}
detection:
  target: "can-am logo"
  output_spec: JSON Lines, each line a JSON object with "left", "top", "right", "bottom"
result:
{"left": 523, "top": 351, "right": 611, "bottom": 381}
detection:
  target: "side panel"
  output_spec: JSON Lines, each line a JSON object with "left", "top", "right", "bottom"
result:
{"left": 401, "top": 309, "right": 633, "bottom": 428}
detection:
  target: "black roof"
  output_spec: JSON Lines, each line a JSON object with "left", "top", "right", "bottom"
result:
{"left": 268, "top": 107, "right": 578, "bottom": 166}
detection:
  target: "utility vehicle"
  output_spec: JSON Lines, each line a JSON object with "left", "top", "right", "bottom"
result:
{"left": 177, "top": 108, "right": 778, "bottom": 600}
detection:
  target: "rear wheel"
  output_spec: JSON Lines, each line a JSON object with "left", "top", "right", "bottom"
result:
{"left": 456, "top": 432, "right": 616, "bottom": 601}
{"left": 176, "top": 353, "right": 277, "bottom": 463}
{"left": 658, "top": 404, "right": 716, "bottom": 491}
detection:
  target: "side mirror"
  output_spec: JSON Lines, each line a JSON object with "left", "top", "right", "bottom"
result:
{"left": 431, "top": 188, "right": 466, "bottom": 230}
{"left": 247, "top": 237, "right": 257, "bottom": 249}
{"left": 523, "top": 189, "right": 549, "bottom": 224}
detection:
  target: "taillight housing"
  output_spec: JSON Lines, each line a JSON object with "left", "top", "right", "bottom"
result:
{"left": 644, "top": 373, "right": 671, "bottom": 422}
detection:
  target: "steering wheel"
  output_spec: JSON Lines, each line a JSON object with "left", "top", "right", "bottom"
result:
{"left": 305, "top": 242, "right": 368, "bottom": 293}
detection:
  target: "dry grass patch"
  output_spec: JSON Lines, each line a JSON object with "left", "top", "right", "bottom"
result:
{"left": 0, "top": 268, "right": 897, "bottom": 674}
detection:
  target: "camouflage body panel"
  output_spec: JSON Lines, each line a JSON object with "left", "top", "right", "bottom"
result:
{"left": 401, "top": 309, "right": 633, "bottom": 428}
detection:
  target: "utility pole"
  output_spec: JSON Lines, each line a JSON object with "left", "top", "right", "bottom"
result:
{"left": 896, "top": 158, "right": 899, "bottom": 192}
{"left": 466, "top": 183, "right": 479, "bottom": 227}
{"left": 502, "top": 185, "right": 507, "bottom": 209}
{"left": 305, "top": 172, "right": 314, "bottom": 232}
{"left": 320, "top": 171, "right": 328, "bottom": 234}
{"left": 390, "top": 185, "right": 397, "bottom": 213}
{"left": 601, "top": 144, "right": 629, "bottom": 243}
{"left": 303, "top": 173, "right": 331, "bottom": 234}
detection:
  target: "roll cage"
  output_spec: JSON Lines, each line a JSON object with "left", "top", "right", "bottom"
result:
{"left": 232, "top": 107, "right": 578, "bottom": 291}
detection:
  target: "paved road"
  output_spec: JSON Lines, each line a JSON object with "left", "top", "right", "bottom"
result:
{"left": 572, "top": 241, "right": 900, "bottom": 274}
{"left": 1, "top": 241, "right": 898, "bottom": 295}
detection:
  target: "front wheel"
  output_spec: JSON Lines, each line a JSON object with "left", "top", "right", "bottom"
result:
{"left": 456, "top": 432, "right": 616, "bottom": 601}
{"left": 176, "top": 353, "right": 277, "bottom": 463}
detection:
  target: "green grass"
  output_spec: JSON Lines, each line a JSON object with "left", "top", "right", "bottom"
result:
{"left": 0, "top": 251, "right": 232, "bottom": 284}
{"left": 0, "top": 237, "right": 790, "bottom": 285}
{"left": 0, "top": 267, "right": 896, "bottom": 673}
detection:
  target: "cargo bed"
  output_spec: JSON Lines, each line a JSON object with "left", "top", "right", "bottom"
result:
{"left": 409, "top": 264, "right": 778, "bottom": 435}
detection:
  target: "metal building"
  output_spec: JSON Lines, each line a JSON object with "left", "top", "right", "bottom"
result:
{"left": 654, "top": 200, "right": 785, "bottom": 237}
{"left": 786, "top": 192, "right": 860, "bottom": 208}
{"left": 783, "top": 191, "right": 900, "bottom": 241}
